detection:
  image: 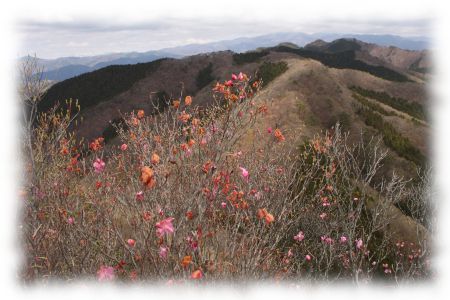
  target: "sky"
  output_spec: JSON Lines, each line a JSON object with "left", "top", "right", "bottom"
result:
{"left": 15, "top": 1, "right": 434, "bottom": 59}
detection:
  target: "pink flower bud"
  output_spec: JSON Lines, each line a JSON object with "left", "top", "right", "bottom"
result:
{"left": 355, "top": 238, "right": 363, "bottom": 250}
{"left": 127, "top": 239, "right": 136, "bottom": 247}
{"left": 239, "top": 167, "right": 249, "bottom": 182}
{"left": 294, "top": 231, "right": 305, "bottom": 242}
{"left": 135, "top": 191, "right": 144, "bottom": 201}
{"left": 159, "top": 246, "right": 168, "bottom": 259}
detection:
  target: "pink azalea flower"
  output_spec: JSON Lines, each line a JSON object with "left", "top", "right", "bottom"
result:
{"left": 120, "top": 144, "right": 128, "bottom": 151}
{"left": 287, "top": 249, "right": 293, "bottom": 257}
{"left": 294, "top": 231, "right": 305, "bottom": 242}
{"left": 97, "top": 265, "right": 115, "bottom": 281}
{"left": 210, "top": 124, "right": 218, "bottom": 134}
{"left": 35, "top": 189, "right": 45, "bottom": 200}
{"left": 159, "top": 246, "right": 168, "bottom": 259}
{"left": 231, "top": 73, "right": 238, "bottom": 81}
{"left": 239, "top": 167, "right": 249, "bottom": 182}
{"left": 135, "top": 191, "right": 144, "bottom": 201}
{"left": 340, "top": 236, "right": 348, "bottom": 243}
{"left": 305, "top": 255, "right": 312, "bottom": 261}
{"left": 211, "top": 186, "right": 218, "bottom": 200}
{"left": 267, "top": 127, "right": 273, "bottom": 134}
{"left": 67, "top": 217, "right": 74, "bottom": 225}
{"left": 221, "top": 202, "right": 227, "bottom": 208}
{"left": 155, "top": 217, "right": 175, "bottom": 237}
{"left": 238, "top": 72, "right": 244, "bottom": 81}
{"left": 224, "top": 80, "right": 233, "bottom": 87}
{"left": 321, "top": 235, "right": 334, "bottom": 245}
{"left": 127, "top": 239, "right": 136, "bottom": 247}
{"left": 355, "top": 239, "right": 363, "bottom": 250}
{"left": 186, "top": 236, "right": 199, "bottom": 251}
{"left": 166, "top": 279, "right": 175, "bottom": 286}
{"left": 93, "top": 158, "right": 105, "bottom": 173}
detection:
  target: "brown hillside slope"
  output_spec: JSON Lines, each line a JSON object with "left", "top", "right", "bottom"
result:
{"left": 238, "top": 58, "right": 428, "bottom": 168}
{"left": 234, "top": 58, "right": 430, "bottom": 247}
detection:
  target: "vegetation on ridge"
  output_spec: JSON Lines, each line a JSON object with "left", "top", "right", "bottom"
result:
{"left": 355, "top": 105, "right": 425, "bottom": 167}
{"left": 273, "top": 46, "right": 411, "bottom": 82}
{"left": 19, "top": 57, "right": 432, "bottom": 283}
{"left": 255, "top": 61, "right": 289, "bottom": 87}
{"left": 196, "top": 62, "right": 215, "bottom": 90}
{"left": 350, "top": 86, "right": 427, "bottom": 121}
{"left": 39, "top": 59, "right": 167, "bottom": 113}
{"left": 233, "top": 50, "right": 269, "bottom": 65}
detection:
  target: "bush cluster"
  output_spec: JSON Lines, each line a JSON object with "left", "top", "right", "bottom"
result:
{"left": 350, "top": 86, "right": 426, "bottom": 121}
{"left": 19, "top": 59, "right": 431, "bottom": 284}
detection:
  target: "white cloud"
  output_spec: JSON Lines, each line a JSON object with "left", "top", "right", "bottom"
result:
{"left": 14, "top": 0, "right": 433, "bottom": 59}
{"left": 17, "top": 16, "right": 432, "bottom": 59}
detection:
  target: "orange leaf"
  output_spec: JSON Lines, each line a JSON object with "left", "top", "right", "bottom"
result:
{"left": 140, "top": 166, "right": 156, "bottom": 188}
{"left": 191, "top": 269, "right": 203, "bottom": 279}
{"left": 137, "top": 110, "right": 145, "bottom": 119}
{"left": 185, "top": 96, "right": 192, "bottom": 106}
{"left": 181, "top": 255, "right": 192, "bottom": 267}
{"left": 264, "top": 213, "right": 275, "bottom": 224}
{"left": 151, "top": 153, "right": 160, "bottom": 165}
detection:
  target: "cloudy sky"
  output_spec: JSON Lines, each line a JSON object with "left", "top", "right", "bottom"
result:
{"left": 14, "top": 0, "right": 434, "bottom": 59}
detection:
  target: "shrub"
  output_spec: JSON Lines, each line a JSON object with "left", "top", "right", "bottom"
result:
{"left": 355, "top": 106, "right": 426, "bottom": 167}
{"left": 20, "top": 62, "right": 431, "bottom": 283}
{"left": 273, "top": 46, "right": 410, "bottom": 82}
{"left": 351, "top": 93, "right": 397, "bottom": 117}
{"left": 232, "top": 51, "right": 269, "bottom": 65}
{"left": 255, "top": 61, "right": 288, "bottom": 87}
{"left": 196, "top": 62, "right": 215, "bottom": 89}
{"left": 350, "top": 86, "right": 426, "bottom": 121}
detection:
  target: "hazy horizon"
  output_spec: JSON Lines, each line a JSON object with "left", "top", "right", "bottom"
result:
{"left": 17, "top": 17, "right": 431, "bottom": 59}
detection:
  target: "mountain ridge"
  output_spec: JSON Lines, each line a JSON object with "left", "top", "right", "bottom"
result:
{"left": 37, "top": 38, "right": 429, "bottom": 183}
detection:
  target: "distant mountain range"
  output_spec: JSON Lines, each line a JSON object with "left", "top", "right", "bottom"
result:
{"left": 37, "top": 36, "right": 429, "bottom": 185}
{"left": 24, "top": 32, "right": 429, "bottom": 81}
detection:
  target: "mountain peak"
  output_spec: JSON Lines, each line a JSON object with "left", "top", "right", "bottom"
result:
{"left": 276, "top": 42, "right": 300, "bottom": 49}
{"left": 304, "top": 39, "right": 328, "bottom": 50}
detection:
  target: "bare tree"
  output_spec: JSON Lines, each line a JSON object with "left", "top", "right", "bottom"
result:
{"left": 18, "top": 55, "right": 51, "bottom": 178}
